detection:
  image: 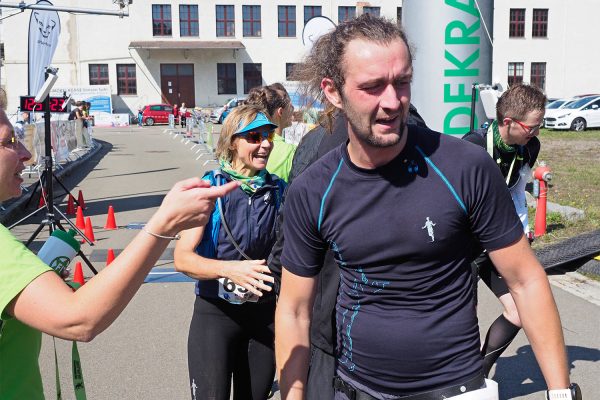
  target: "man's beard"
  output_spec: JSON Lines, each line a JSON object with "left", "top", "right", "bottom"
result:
{"left": 342, "top": 97, "right": 406, "bottom": 148}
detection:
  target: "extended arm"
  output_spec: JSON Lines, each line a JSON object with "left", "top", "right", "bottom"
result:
{"left": 173, "top": 226, "right": 273, "bottom": 296}
{"left": 275, "top": 268, "right": 317, "bottom": 400}
{"left": 488, "top": 236, "right": 570, "bottom": 389}
{"left": 7, "top": 178, "right": 239, "bottom": 342}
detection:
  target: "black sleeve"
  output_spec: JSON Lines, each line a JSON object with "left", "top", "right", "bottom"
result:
{"left": 462, "top": 130, "right": 486, "bottom": 148}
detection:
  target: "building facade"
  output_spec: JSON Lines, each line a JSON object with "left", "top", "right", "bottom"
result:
{"left": 0, "top": 1, "right": 597, "bottom": 116}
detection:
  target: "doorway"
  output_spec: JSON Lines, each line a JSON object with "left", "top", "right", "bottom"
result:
{"left": 160, "top": 64, "right": 195, "bottom": 107}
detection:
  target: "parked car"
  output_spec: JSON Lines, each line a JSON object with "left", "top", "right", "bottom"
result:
{"left": 141, "top": 104, "right": 174, "bottom": 126}
{"left": 544, "top": 98, "right": 575, "bottom": 127}
{"left": 544, "top": 95, "right": 600, "bottom": 131}
{"left": 209, "top": 97, "right": 246, "bottom": 124}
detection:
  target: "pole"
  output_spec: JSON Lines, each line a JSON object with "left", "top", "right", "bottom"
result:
{"left": 0, "top": 3, "right": 129, "bottom": 17}
{"left": 470, "top": 84, "right": 478, "bottom": 132}
{"left": 42, "top": 70, "right": 54, "bottom": 232}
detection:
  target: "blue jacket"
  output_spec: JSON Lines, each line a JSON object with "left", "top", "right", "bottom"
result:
{"left": 195, "top": 169, "right": 285, "bottom": 297}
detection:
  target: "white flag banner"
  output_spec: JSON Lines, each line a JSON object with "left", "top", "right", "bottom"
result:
{"left": 28, "top": 0, "right": 61, "bottom": 95}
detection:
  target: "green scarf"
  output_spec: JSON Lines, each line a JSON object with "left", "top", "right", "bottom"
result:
{"left": 491, "top": 120, "right": 516, "bottom": 153}
{"left": 219, "top": 159, "right": 267, "bottom": 195}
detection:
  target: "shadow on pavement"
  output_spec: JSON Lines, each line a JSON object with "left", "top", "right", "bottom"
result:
{"left": 493, "top": 345, "right": 600, "bottom": 398}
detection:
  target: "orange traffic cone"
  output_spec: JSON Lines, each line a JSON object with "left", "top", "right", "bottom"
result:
{"left": 77, "top": 190, "right": 86, "bottom": 210}
{"left": 73, "top": 262, "right": 85, "bottom": 287}
{"left": 104, "top": 205, "right": 117, "bottom": 230}
{"left": 76, "top": 206, "right": 85, "bottom": 230}
{"left": 84, "top": 217, "right": 96, "bottom": 243}
{"left": 106, "top": 248, "right": 115, "bottom": 266}
{"left": 66, "top": 194, "right": 76, "bottom": 216}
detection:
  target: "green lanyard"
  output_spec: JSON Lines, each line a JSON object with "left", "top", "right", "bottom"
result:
{"left": 486, "top": 122, "right": 518, "bottom": 186}
{"left": 54, "top": 282, "right": 87, "bottom": 400}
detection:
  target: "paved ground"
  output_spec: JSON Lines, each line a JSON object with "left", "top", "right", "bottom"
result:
{"left": 6, "top": 125, "right": 599, "bottom": 399}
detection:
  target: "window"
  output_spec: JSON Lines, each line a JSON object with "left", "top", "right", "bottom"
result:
{"left": 152, "top": 5, "right": 172, "bottom": 36}
{"left": 286, "top": 63, "right": 297, "bottom": 80}
{"left": 89, "top": 64, "right": 109, "bottom": 85}
{"left": 304, "top": 6, "right": 321, "bottom": 23}
{"left": 0, "top": 43, "right": 5, "bottom": 61}
{"left": 362, "top": 6, "right": 380, "bottom": 17}
{"left": 532, "top": 9, "right": 548, "bottom": 38}
{"left": 116, "top": 64, "right": 136, "bottom": 95}
{"left": 338, "top": 6, "right": 356, "bottom": 23}
{"left": 216, "top": 5, "right": 235, "bottom": 37}
{"left": 243, "top": 5, "right": 261, "bottom": 37}
{"left": 278, "top": 6, "right": 296, "bottom": 37}
{"left": 397, "top": 7, "right": 402, "bottom": 26}
{"left": 531, "top": 62, "right": 546, "bottom": 90}
{"left": 217, "top": 63, "right": 236, "bottom": 95}
{"left": 509, "top": 9, "right": 525, "bottom": 38}
{"left": 507, "top": 62, "right": 524, "bottom": 86}
{"left": 180, "top": 5, "right": 198, "bottom": 36}
{"left": 244, "top": 63, "right": 262, "bottom": 94}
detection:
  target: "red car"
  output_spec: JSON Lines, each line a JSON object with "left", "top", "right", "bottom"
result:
{"left": 141, "top": 104, "right": 174, "bottom": 126}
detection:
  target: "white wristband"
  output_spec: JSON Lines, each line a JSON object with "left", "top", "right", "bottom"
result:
{"left": 546, "top": 389, "right": 572, "bottom": 400}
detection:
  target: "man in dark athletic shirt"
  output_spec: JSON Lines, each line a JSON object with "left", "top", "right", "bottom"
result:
{"left": 269, "top": 106, "right": 427, "bottom": 400}
{"left": 274, "top": 14, "right": 574, "bottom": 400}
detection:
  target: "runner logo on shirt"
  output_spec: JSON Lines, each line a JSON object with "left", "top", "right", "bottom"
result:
{"left": 422, "top": 217, "right": 436, "bottom": 242}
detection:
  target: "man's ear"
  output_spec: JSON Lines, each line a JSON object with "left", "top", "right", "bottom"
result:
{"left": 321, "top": 78, "right": 343, "bottom": 109}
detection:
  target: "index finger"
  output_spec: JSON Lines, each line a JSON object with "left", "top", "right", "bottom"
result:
{"left": 200, "top": 181, "right": 241, "bottom": 200}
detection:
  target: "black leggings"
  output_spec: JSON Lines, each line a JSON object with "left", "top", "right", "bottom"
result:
{"left": 188, "top": 295, "right": 275, "bottom": 400}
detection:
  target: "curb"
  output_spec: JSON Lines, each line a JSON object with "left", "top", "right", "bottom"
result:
{"left": 0, "top": 142, "right": 104, "bottom": 225}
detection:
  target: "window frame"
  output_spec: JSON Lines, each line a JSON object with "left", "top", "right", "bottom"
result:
{"left": 530, "top": 62, "right": 546, "bottom": 91}
{"left": 304, "top": 5, "right": 321, "bottom": 24}
{"left": 509, "top": 8, "right": 525, "bottom": 38}
{"left": 152, "top": 4, "right": 172, "bottom": 37}
{"left": 507, "top": 62, "right": 524, "bottom": 87}
{"left": 278, "top": 5, "right": 296, "bottom": 38}
{"left": 362, "top": 6, "right": 380, "bottom": 17}
{"left": 217, "top": 63, "right": 237, "bottom": 95}
{"left": 338, "top": 6, "right": 356, "bottom": 23}
{"left": 179, "top": 4, "right": 199, "bottom": 37}
{"left": 242, "top": 5, "right": 261, "bottom": 37}
{"left": 116, "top": 64, "right": 137, "bottom": 95}
{"left": 89, "top": 63, "right": 109, "bottom": 86}
{"left": 216, "top": 5, "right": 235, "bottom": 37}
{"left": 532, "top": 9, "right": 548, "bottom": 38}
{"left": 243, "top": 63, "right": 262, "bottom": 94}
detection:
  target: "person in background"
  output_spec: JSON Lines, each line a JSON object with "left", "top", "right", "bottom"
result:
{"left": 173, "top": 103, "right": 179, "bottom": 126}
{"left": 462, "top": 83, "right": 546, "bottom": 377}
{"left": 246, "top": 83, "right": 296, "bottom": 182}
{"left": 180, "top": 103, "right": 188, "bottom": 128}
{"left": 0, "top": 109, "right": 238, "bottom": 400}
{"left": 137, "top": 108, "right": 144, "bottom": 127}
{"left": 174, "top": 104, "right": 285, "bottom": 400}
{"left": 14, "top": 112, "right": 30, "bottom": 140}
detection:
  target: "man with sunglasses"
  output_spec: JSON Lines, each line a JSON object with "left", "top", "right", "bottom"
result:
{"left": 463, "top": 83, "right": 546, "bottom": 378}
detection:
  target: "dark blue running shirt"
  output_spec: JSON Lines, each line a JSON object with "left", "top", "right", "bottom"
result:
{"left": 281, "top": 126, "right": 523, "bottom": 395}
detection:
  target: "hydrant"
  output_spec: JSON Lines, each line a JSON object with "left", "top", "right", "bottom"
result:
{"left": 532, "top": 162, "right": 553, "bottom": 237}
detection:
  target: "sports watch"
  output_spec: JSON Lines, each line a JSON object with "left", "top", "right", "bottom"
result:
{"left": 545, "top": 383, "right": 582, "bottom": 400}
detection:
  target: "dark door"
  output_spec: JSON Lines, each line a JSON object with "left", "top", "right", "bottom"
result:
{"left": 160, "top": 64, "right": 195, "bottom": 107}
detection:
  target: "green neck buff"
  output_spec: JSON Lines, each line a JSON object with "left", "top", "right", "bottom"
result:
{"left": 219, "top": 159, "right": 267, "bottom": 195}
{"left": 490, "top": 120, "right": 516, "bottom": 153}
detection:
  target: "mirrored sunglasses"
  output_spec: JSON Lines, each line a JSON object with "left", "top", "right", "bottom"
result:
{"left": 235, "top": 130, "right": 275, "bottom": 144}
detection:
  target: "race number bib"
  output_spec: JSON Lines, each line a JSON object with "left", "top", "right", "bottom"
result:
{"left": 217, "top": 278, "right": 259, "bottom": 304}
